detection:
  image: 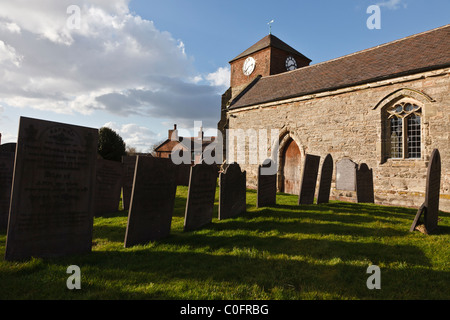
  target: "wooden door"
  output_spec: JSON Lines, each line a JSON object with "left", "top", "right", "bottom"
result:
{"left": 282, "top": 139, "right": 301, "bottom": 194}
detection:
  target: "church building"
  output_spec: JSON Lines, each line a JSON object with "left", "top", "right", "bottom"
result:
{"left": 218, "top": 24, "right": 450, "bottom": 212}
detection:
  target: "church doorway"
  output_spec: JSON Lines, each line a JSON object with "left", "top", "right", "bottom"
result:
{"left": 281, "top": 139, "right": 301, "bottom": 195}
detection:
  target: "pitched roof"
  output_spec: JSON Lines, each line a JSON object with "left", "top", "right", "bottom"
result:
{"left": 229, "top": 34, "right": 311, "bottom": 63}
{"left": 229, "top": 24, "right": 450, "bottom": 109}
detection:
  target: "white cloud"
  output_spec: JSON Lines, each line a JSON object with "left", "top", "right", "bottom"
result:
{"left": 205, "top": 66, "right": 231, "bottom": 88}
{"left": 103, "top": 121, "right": 158, "bottom": 152}
{"left": 376, "top": 0, "right": 407, "bottom": 10}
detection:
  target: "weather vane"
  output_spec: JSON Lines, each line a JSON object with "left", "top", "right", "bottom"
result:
{"left": 268, "top": 19, "right": 274, "bottom": 34}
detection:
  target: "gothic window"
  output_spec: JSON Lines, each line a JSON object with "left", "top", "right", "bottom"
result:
{"left": 385, "top": 101, "right": 422, "bottom": 159}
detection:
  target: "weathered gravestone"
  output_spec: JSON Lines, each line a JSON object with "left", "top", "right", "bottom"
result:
{"left": 121, "top": 155, "right": 137, "bottom": 211}
{"left": 124, "top": 157, "right": 177, "bottom": 247}
{"left": 219, "top": 162, "right": 246, "bottom": 220}
{"left": 336, "top": 158, "right": 357, "bottom": 191}
{"left": 94, "top": 157, "right": 124, "bottom": 216}
{"left": 184, "top": 162, "right": 218, "bottom": 231}
{"left": 410, "top": 149, "right": 441, "bottom": 234}
{"left": 356, "top": 163, "right": 375, "bottom": 203}
{"left": 5, "top": 117, "right": 98, "bottom": 261}
{"left": 257, "top": 159, "right": 277, "bottom": 208}
{"left": 316, "top": 154, "right": 333, "bottom": 204}
{"left": 0, "top": 145, "right": 15, "bottom": 230}
{"left": 298, "top": 154, "right": 320, "bottom": 205}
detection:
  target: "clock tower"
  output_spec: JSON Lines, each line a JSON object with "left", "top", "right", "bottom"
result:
{"left": 228, "top": 34, "right": 311, "bottom": 98}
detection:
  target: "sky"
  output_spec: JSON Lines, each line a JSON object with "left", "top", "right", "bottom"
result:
{"left": 0, "top": 0, "right": 448, "bottom": 152}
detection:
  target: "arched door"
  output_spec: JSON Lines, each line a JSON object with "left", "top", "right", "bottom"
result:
{"left": 282, "top": 139, "right": 301, "bottom": 194}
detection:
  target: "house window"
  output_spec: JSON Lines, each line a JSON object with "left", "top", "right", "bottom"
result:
{"left": 385, "top": 102, "right": 422, "bottom": 159}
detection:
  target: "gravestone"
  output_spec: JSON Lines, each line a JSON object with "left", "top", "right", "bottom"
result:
{"left": 257, "top": 159, "right": 277, "bottom": 208}
{"left": 124, "top": 157, "right": 177, "bottom": 247}
{"left": 121, "top": 155, "right": 137, "bottom": 211}
{"left": 176, "top": 163, "right": 191, "bottom": 186}
{"left": 298, "top": 154, "right": 320, "bottom": 205}
{"left": 336, "top": 158, "right": 357, "bottom": 191}
{"left": 316, "top": 154, "right": 333, "bottom": 204}
{"left": 410, "top": 149, "right": 441, "bottom": 234}
{"left": 94, "top": 157, "right": 124, "bottom": 216}
{"left": 219, "top": 162, "right": 246, "bottom": 220}
{"left": 356, "top": 163, "right": 375, "bottom": 203}
{"left": 0, "top": 148, "right": 15, "bottom": 230}
{"left": 184, "top": 162, "right": 218, "bottom": 231}
{"left": 5, "top": 117, "right": 98, "bottom": 261}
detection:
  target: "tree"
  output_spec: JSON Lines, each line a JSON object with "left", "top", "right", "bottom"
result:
{"left": 98, "top": 127, "right": 126, "bottom": 162}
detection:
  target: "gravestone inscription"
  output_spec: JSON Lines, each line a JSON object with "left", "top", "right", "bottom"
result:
{"left": 356, "top": 163, "right": 375, "bottom": 203}
{"left": 257, "top": 159, "right": 277, "bottom": 208}
{"left": 94, "top": 158, "right": 124, "bottom": 216}
{"left": 410, "top": 149, "right": 441, "bottom": 234}
{"left": 298, "top": 154, "right": 320, "bottom": 205}
{"left": 316, "top": 154, "right": 333, "bottom": 204}
{"left": 184, "top": 163, "right": 218, "bottom": 231}
{"left": 121, "top": 155, "right": 137, "bottom": 211}
{"left": 336, "top": 158, "right": 357, "bottom": 191}
{"left": 5, "top": 117, "right": 98, "bottom": 261}
{"left": 219, "top": 162, "right": 246, "bottom": 220}
{"left": 124, "top": 157, "right": 177, "bottom": 247}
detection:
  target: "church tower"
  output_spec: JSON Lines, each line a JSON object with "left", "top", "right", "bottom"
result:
{"left": 228, "top": 34, "right": 311, "bottom": 98}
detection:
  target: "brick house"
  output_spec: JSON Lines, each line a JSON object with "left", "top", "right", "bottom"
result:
{"left": 218, "top": 25, "right": 450, "bottom": 211}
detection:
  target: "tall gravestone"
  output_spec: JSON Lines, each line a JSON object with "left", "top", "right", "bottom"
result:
{"left": 94, "top": 157, "right": 124, "bottom": 216}
{"left": 0, "top": 144, "right": 15, "bottom": 230}
{"left": 5, "top": 117, "right": 98, "bottom": 261}
{"left": 121, "top": 155, "right": 137, "bottom": 211}
{"left": 356, "top": 163, "right": 375, "bottom": 203}
{"left": 298, "top": 154, "right": 320, "bottom": 205}
{"left": 176, "top": 163, "right": 191, "bottom": 186}
{"left": 257, "top": 159, "right": 277, "bottom": 208}
{"left": 219, "top": 162, "right": 246, "bottom": 220}
{"left": 184, "top": 163, "right": 218, "bottom": 231}
{"left": 336, "top": 158, "right": 357, "bottom": 191}
{"left": 410, "top": 149, "right": 441, "bottom": 234}
{"left": 316, "top": 154, "right": 333, "bottom": 204}
{"left": 124, "top": 157, "right": 177, "bottom": 247}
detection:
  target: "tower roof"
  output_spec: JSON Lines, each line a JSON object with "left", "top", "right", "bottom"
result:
{"left": 229, "top": 34, "right": 311, "bottom": 63}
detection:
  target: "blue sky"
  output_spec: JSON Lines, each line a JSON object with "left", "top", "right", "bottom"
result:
{"left": 0, "top": 0, "right": 448, "bottom": 151}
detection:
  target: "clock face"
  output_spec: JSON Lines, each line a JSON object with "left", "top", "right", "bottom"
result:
{"left": 243, "top": 57, "right": 256, "bottom": 76}
{"left": 285, "top": 56, "right": 297, "bottom": 71}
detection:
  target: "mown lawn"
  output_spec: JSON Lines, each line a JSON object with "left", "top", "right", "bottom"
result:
{"left": 0, "top": 186, "right": 449, "bottom": 300}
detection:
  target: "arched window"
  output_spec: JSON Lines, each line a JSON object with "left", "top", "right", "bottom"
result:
{"left": 385, "top": 101, "right": 422, "bottom": 159}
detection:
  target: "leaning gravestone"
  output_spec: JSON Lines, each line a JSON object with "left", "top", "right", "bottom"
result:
{"left": 219, "top": 162, "right": 246, "bottom": 220}
{"left": 336, "top": 158, "right": 357, "bottom": 191}
{"left": 184, "top": 162, "right": 218, "bottom": 231}
{"left": 121, "top": 155, "right": 137, "bottom": 211}
{"left": 0, "top": 146, "right": 15, "bottom": 230}
{"left": 5, "top": 117, "right": 98, "bottom": 261}
{"left": 298, "top": 154, "right": 320, "bottom": 205}
{"left": 124, "top": 157, "right": 177, "bottom": 247}
{"left": 257, "top": 159, "right": 277, "bottom": 208}
{"left": 410, "top": 149, "right": 441, "bottom": 234}
{"left": 316, "top": 154, "right": 333, "bottom": 204}
{"left": 356, "top": 163, "right": 375, "bottom": 203}
{"left": 94, "top": 157, "right": 124, "bottom": 216}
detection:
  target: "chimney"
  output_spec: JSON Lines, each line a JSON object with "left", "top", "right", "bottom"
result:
{"left": 197, "top": 127, "right": 204, "bottom": 141}
{"left": 168, "top": 124, "right": 178, "bottom": 141}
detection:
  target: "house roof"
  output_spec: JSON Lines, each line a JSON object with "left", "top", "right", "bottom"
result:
{"left": 229, "top": 24, "right": 450, "bottom": 110}
{"left": 229, "top": 34, "right": 311, "bottom": 63}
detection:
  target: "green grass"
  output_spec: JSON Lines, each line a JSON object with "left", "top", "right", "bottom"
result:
{"left": 0, "top": 186, "right": 449, "bottom": 300}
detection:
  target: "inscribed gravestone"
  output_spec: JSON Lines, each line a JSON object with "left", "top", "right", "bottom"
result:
{"left": 298, "top": 154, "right": 320, "bottom": 205}
{"left": 410, "top": 149, "right": 441, "bottom": 234}
{"left": 94, "top": 157, "right": 124, "bottom": 216}
{"left": 257, "top": 159, "right": 277, "bottom": 208}
{"left": 316, "top": 154, "right": 333, "bottom": 204}
{"left": 219, "top": 162, "right": 246, "bottom": 220}
{"left": 124, "top": 157, "right": 177, "bottom": 247}
{"left": 5, "top": 117, "right": 98, "bottom": 261}
{"left": 184, "top": 163, "right": 218, "bottom": 231}
{"left": 336, "top": 158, "right": 357, "bottom": 191}
{"left": 356, "top": 163, "right": 374, "bottom": 203}
{"left": 122, "top": 155, "right": 137, "bottom": 211}
{"left": 0, "top": 149, "right": 15, "bottom": 230}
